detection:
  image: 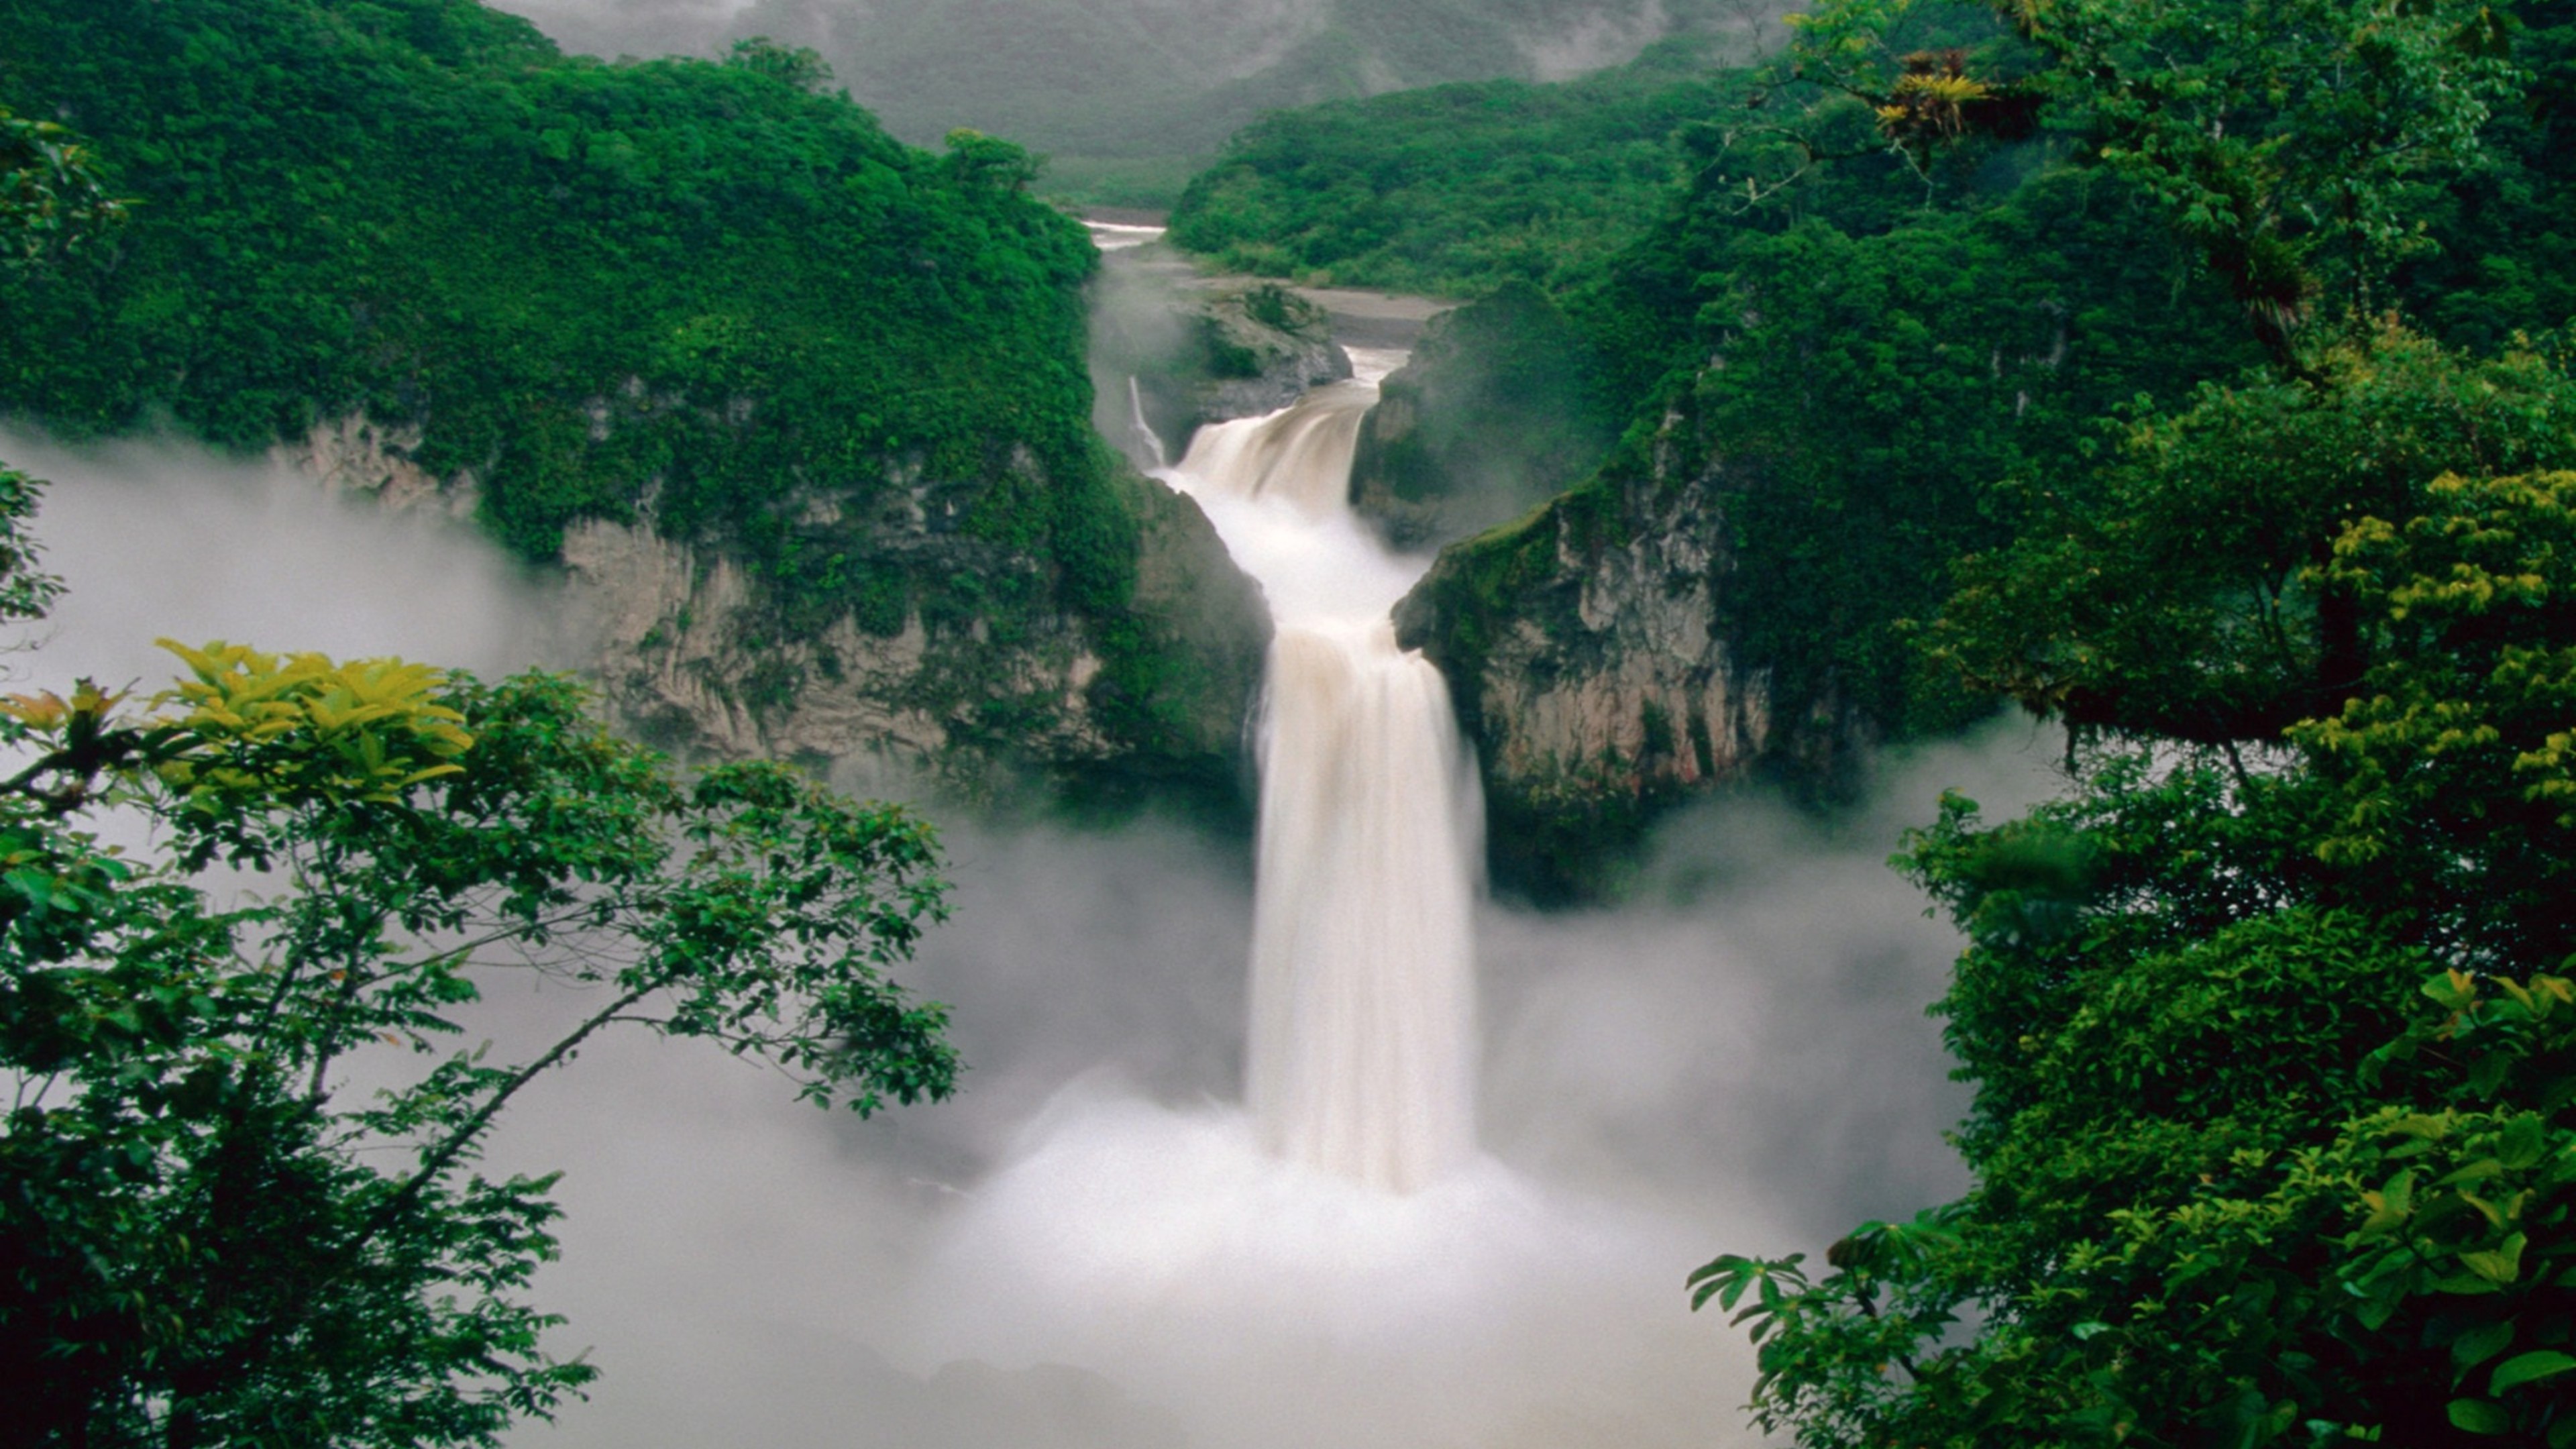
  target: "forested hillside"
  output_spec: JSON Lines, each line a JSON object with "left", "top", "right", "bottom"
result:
{"left": 1167, "top": 37, "right": 1749, "bottom": 294}
{"left": 0, "top": 0, "right": 1266, "bottom": 808}
{"left": 1179, "top": 0, "right": 2576, "bottom": 892}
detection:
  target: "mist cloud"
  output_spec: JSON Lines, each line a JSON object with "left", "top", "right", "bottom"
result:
{"left": 3, "top": 425, "right": 574, "bottom": 686}
{"left": 491, "top": 723, "right": 2060, "bottom": 1449}
{"left": 6, "top": 424, "right": 2061, "bottom": 1446}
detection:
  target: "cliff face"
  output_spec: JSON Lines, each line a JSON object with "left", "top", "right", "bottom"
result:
{"left": 1348, "top": 281, "right": 1617, "bottom": 551}
{"left": 285, "top": 412, "right": 1271, "bottom": 813}
{"left": 1392, "top": 401, "right": 1857, "bottom": 900}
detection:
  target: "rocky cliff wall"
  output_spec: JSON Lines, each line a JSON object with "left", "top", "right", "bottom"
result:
{"left": 282, "top": 409, "right": 1271, "bottom": 815}
{"left": 1393, "top": 399, "right": 1859, "bottom": 900}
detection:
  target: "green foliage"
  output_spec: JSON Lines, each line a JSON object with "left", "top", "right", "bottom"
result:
{"left": 2396, "top": 5, "right": 2576, "bottom": 354}
{"left": 0, "top": 0, "right": 1126, "bottom": 653}
{"left": 1697, "top": 754, "right": 2573, "bottom": 1441}
{"left": 1688, "top": 318, "right": 2576, "bottom": 1444}
{"left": 1351, "top": 280, "right": 1623, "bottom": 547}
{"left": 724, "top": 36, "right": 833, "bottom": 94}
{"left": 0, "top": 106, "right": 115, "bottom": 629}
{"left": 1169, "top": 42, "right": 1755, "bottom": 297}
{"left": 1639, "top": 172, "right": 2259, "bottom": 738}
{"left": 1258, "top": 0, "right": 2569, "bottom": 778}
{"left": 1672, "top": 7, "right": 2576, "bottom": 1402}
{"left": 1929, "top": 324, "right": 2576, "bottom": 745}
{"left": 2293, "top": 466, "right": 2576, "bottom": 973}
{"left": 1786, "top": 0, "right": 2522, "bottom": 364}
{"left": 0, "top": 465, "right": 61, "bottom": 627}
{"left": 0, "top": 106, "right": 127, "bottom": 268}
{"left": 0, "top": 644, "right": 956, "bottom": 1446}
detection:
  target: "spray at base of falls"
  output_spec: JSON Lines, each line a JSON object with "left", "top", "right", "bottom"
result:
{"left": 19, "top": 394, "right": 2000, "bottom": 1449}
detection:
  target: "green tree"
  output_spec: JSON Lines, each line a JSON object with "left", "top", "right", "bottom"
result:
{"left": 724, "top": 36, "right": 835, "bottom": 93}
{"left": 0, "top": 105, "right": 127, "bottom": 268}
{"left": 1681, "top": 9, "right": 2576, "bottom": 1420}
{"left": 1782, "top": 0, "right": 2520, "bottom": 365}
{"left": 0, "top": 102, "right": 120, "bottom": 628}
{"left": 0, "top": 640, "right": 959, "bottom": 1446}
{"left": 1696, "top": 471, "right": 2576, "bottom": 1446}
{"left": 1928, "top": 324, "right": 2576, "bottom": 745}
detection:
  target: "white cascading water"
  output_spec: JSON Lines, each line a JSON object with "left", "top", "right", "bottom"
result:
{"left": 897, "top": 355, "right": 1738, "bottom": 1449}
{"left": 1125, "top": 376, "right": 1169, "bottom": 470}
{"left": 1159, "top": 370, "right": 1482, "bottom": 1192}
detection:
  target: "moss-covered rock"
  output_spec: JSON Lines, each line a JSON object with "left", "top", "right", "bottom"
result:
{"left": 1393, "top": 392, "right": 1864, "bottom": 902}
{"left": 1348, "top": 280, "right": 1619, "bottom": 549}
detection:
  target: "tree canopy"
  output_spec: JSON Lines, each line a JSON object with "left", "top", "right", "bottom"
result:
{"left": 1682, "top": 1, "right": 2576, "bottom": 1442}
{"left": 0, "top": 87, "right": 964, "bottom": 1444}
{"left": 0, "top": 639, "right": 959, "bottom": 1446}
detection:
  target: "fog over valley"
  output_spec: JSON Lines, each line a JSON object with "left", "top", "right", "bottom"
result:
{"left": 483, "top": 0, "right": 1794, "bottom": 160}
{"left": 13, "top": 423, "right": 2047, "bottom": 1447}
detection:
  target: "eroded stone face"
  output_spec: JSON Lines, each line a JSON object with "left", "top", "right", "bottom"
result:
{"left": 284, "top": 413, "right": 477, "bottom": 519}
{"left": 280, "top": 411, "right": 1269, "bottom": 802}
{"left": 1401, "top": 448, "right": 1768, "bottom": 800}
{"left": 1392, "top": 397, "right": 1865, "bottom": 898}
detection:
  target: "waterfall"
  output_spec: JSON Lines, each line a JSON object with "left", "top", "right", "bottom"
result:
{"left": 1161, "top": 376, "right": 1483, "bottom": 1193}
{"left": 894, "top": 350, "right": 1808, "bottom": 1449}
{"left": 1125, "top": 376, "right": 1167, "bottom": 470}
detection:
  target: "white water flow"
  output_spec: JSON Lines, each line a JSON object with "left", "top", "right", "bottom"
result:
{"left": 1159, "top": 363, "right": 1482, "bottom": 1193}
{"left": 1125, "top": 376, "right": 1168, "bottom": 470}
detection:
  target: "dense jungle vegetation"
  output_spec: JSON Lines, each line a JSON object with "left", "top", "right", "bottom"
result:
{"left": 0, "top": 0, "right": 1248, "bottom": 779}
{"left": 1175, "top": 0, "right": 2576, "bottom": 753}
{"left": 1183, "top": 1, "right": 2576, "bottom": 1438}
{"left": 1167, "top": 36, "right": 1756, "bottom": 295}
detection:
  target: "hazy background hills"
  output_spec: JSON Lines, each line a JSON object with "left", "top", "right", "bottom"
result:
{"left": 485, "top": 0, "right": 1796, "bottom": 202}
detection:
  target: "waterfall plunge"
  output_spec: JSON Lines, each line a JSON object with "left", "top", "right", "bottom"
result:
{"left": 1165, "top": 377, "right": 1483, "bottom": 1192}
{"left": 894, "top": 366, "right": 1755, "bottom": 1449}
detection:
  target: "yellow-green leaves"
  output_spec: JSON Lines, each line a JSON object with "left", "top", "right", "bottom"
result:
{"left": 1, "top": 678, "right": 128, "bottom": 736}
{"left": 148, "top": 640, "right": 472, "bottom": 808}
{"left": 2294, "top": 471, "right": 2576, "bottom": 903}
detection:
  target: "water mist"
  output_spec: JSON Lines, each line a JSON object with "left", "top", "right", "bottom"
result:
{"left": 5, "top": 368, "right": 2027, "bottom": 1448}
{"left": 887, "top": 362, "right": 1744, "bottom": 1449}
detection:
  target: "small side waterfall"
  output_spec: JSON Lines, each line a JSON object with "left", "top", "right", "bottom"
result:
{"left": 1162, "top": 376, "right": 1483, "bottom": 1193}
{"left": 1125, "top": 376, "right": 1168, "bottom": 470}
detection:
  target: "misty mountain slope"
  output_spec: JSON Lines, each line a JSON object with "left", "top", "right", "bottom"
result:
{"left": 493, "top": 0, "right": 1795, "bottom": 176}
{"left": 0, "top": 0, "right": 1267, "bottom": 808}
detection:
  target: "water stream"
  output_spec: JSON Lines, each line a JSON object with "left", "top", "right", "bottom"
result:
{"left": 877, "top": 356, "right": 1751, "bottom": 1449}
{"left": 1159, "top": 367, "right": 1481, "bottom": 1193}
